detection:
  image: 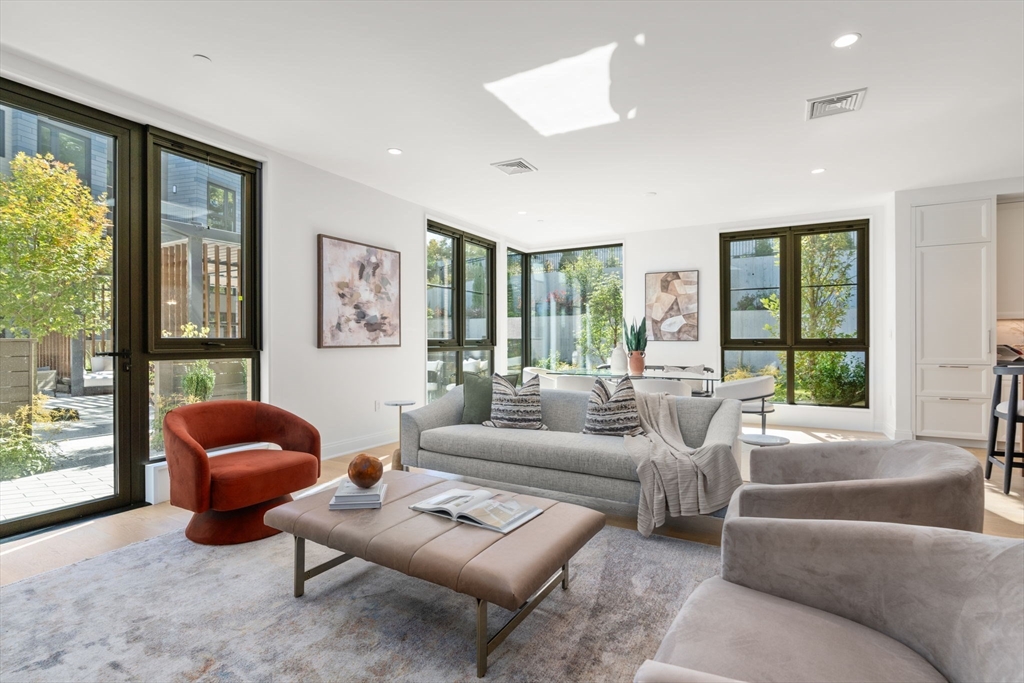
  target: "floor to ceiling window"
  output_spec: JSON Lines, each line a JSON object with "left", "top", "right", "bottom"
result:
{"left": 146, "top": 129, "right": 261, "bottom": 459}
{"left": 0, "top": 79, "right": 262, "bottom": 538}
{"left": 720, "top": 221, "right": 868, "bottom": 407}
{"left": 426, "top": 221, "right": 495, "bottom": 402}
{"left": 528, "top": 245, "right": 623, "bottom": 370}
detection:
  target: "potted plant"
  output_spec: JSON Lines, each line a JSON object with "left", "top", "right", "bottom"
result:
{"left": 623, "top": 318, "right": 648, "bottom": 375}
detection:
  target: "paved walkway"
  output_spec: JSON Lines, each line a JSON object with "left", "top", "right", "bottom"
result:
{"left": 1, "top": 395, "right": 119, "bottom": 523}
{"left": 0, "top": 464, "right": 115, "bottom": 522}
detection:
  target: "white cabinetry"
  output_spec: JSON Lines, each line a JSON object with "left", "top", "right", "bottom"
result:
{"left": 914, "top": 199, "right": 995, "bottom": 440}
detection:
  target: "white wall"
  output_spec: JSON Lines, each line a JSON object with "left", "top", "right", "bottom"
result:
{"left": 621, "top": 204, "right": 893, "bottom": 435}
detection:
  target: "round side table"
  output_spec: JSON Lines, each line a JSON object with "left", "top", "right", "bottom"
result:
{"left": 740, "top": 433, "right": 790, "bottom": 447}
{"left": 385, "top": 400, "right": 416, "bottom": 470}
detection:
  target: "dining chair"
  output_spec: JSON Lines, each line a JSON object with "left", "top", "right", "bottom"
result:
{"left": 554, "top": 375, "right": 600, "bottom": 392}
{"left": 632, "top": 378, "right": 692, "bottom": 397}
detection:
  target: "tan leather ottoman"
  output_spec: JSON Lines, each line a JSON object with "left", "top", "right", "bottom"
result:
{"left": 265, "top": 469, "right": 605, "bottom": 677}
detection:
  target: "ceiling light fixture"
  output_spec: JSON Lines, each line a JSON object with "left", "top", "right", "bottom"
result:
{"left": 811, "top": 168, "right": 827, "bottom": 174}
{"left": 831, "top": 33, "right": 861, "bottom": 48}
{"left": 387, "top": 148, "right": 403, "bottom": 155}
{"left": 518, "top": 211, "right": 527, "bottom": 215}
{"left": 192, "top": 54, "right": 212, "bottom": 62}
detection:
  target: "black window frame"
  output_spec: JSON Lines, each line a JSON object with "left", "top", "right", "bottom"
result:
{"left": 426, "top": 220, "right": 496, "bottom": 390}
{"left": 146, "top": 127, "right": 262, "bottom": 356}
{"left": 720, "top": 220, "right": 869, "bottom": 407}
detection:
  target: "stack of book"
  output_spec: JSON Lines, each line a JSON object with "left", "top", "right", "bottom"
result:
{"left": 329, "top": 477, "right": 387, "bottom": 510}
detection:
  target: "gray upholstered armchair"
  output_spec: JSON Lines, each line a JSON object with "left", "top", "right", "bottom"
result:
{"left": 728, "top": 440, "right": 984, "bottom": 532}
{"left": 636, "top": 518, "right": 1024, "bottom": 683}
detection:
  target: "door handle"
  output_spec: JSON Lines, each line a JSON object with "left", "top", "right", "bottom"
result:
{"left": 938, "top": 365, "right": 969, "bottom": 369}
{"left": 94, "top": 349, "right": 130, "bottom": 359}
{"left": 95, "top": 349, "right": 130, "bottom": 372}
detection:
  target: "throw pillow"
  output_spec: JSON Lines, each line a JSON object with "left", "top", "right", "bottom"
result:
{"left": 461, "top": 372, "right": 519, "bottom": 424}
{"left": 583, "top": 376, "right": 643, "bottom": 436}
{"left": 483, "top": 374, "right": 547, "bottom": 430}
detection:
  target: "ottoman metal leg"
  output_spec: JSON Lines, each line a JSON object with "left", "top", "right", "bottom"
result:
{"left": 474, "top": 562, "right": 570, "bottom": 677}
{"left": 292, "top": 535, "right": 354, "bottom": 598}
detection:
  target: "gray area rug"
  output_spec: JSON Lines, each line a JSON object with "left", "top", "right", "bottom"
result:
{"left": 0, "top": 525, "right": 719, "bottom": 682}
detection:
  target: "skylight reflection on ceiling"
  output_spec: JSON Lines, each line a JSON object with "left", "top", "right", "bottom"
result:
{"left": 484, "top": 42, "right": 623, "bottom": 137}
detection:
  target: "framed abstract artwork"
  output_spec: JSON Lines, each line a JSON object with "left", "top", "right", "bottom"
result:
{"left": 317, "top": 234, "right": 401, "bottom": 348}
{"left": 645, "top": 270, "right": 699, "bottom": 341}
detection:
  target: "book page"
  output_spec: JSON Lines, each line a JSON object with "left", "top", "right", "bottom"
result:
{"left": 412, "top": 489, "right": 493, "bottom": 515}
{"left": 461, "top": 499, "right": 532, "bottom": 529}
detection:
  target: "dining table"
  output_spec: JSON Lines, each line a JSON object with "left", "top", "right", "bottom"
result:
{"left": 545, "top": 367, "right": 721, "bottom": 396}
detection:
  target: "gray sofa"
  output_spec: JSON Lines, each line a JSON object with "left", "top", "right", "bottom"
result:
{"left": 401, "top": 386, "right": 742, "bottom": 512}
{"left": 636, "top": 517, "right": 1024, "bottom": 683}
{"left": 729, "top": 440, "right": 985, "bottom": 532}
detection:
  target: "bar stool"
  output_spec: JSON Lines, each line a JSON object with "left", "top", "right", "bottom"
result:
{"left": 986, "top": 365, "right": 1024, "bottom": 494}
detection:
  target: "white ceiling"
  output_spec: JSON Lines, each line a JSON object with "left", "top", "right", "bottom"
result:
{"left": 2, "top": 1, "right": 1022, "bottom": 247}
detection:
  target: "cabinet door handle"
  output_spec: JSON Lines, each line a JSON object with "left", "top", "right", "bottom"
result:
{"left": 939, "top": 397, "right": 970, "bottom": 401}
{"left": 938, "top": 365, "right": 970, "bottom": 369}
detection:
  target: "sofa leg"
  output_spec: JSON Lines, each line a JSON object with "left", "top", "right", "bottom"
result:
{"left": 184, "top": 495, "right": 293, "bottom": 545}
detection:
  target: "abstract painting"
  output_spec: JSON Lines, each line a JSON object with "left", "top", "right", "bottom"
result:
{"left": 645, "top": 271, "right": 699, "bottom": 341}
{"left": 318, "top": 235, "right": 401, "bottom": 348}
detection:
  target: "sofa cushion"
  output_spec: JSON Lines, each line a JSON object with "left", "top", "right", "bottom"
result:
{"left": 419, "top": 424, "right": 639, "bottom": 482}
{"left": 653, "top": 577, "right": 945, "bottom": 683}
{"left": 484, "top": 374, "right": 547, "bottom": 430}
{"left": 583, "top": 376, "right": 643, "bottom": 436}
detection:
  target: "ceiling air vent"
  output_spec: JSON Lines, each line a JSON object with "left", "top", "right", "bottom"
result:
{"left": 491, "top": 158, "right": 538, "bottom": 175}
{"left": 806, "top": 88, "right": 867, "bottom": 120}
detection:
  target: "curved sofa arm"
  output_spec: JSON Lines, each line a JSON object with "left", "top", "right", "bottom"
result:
{"left": 721, "top": 517, "right": 1024, "bottom": 683}
{"left": 163, "top": 409, "right": 212, "bottom": 514}
{"left": 750, "top": 441, "right": 895, "bottom": 484}
{"left": 401, "top": 386, "right": 464, "bottom": 468}
{"left": 634, "top": 660, "right": 745, "bottom": 683}
{"left": 730, "top": 474, "right": 983, "bottom": 532}
{"left": 702, "top": 398, "right": 742, "bottom": 468}
{"left": 256, "top": 403, "right": 322, "bottom": 475}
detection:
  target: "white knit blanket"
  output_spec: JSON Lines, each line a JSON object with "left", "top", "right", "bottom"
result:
{"left": 624, "top": 392, "right": 742, "bottom": 536}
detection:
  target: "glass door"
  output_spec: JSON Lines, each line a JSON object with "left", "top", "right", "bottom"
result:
{"left": 0, "top": 84, "right": 138, "bottom": 537}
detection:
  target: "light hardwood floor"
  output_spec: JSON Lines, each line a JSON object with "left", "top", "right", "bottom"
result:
{"left": 2, "top": 431, "right": 1021, "bottom": 586}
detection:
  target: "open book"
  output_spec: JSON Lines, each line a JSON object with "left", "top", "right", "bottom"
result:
{"left": 410, "top": 488, "right": 542, "bottom": 533}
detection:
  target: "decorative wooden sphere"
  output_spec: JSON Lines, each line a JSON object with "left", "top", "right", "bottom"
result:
{"left": 348, "top": 454, "right": 383, "bottom": 488}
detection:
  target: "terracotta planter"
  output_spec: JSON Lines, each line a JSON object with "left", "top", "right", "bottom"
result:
{"left": 628, "top": 350, "right": 646, "bottom": 376}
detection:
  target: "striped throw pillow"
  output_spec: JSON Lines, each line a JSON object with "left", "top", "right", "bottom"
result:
{"left": 483, "top": 374, "right": 548, "bottom": 430}
{"left": 583, "top": 377, "right": 643, "bottom": 436}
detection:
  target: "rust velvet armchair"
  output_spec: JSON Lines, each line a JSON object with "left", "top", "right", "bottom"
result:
{"left": 163, "top": 400, "right": 321, "bottom": 545}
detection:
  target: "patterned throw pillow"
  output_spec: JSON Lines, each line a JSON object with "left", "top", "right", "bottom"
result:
{"left": 583, "top": 377, "right": 644, "bottom": 436}
{"left": 483, "top": 374, "right": 548, "bottom": 430}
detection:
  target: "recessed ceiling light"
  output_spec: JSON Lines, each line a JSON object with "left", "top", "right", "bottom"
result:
{"left": 192, "top": 54, "right": 212, "bottom": 62}
{"left": 811, "top": 168, "right": 827, "bottom": 174}
{"left": 387, "top": 148, "right": 403, "bottom": 155}
{"left": 831, "top": 33, "right": 861, "bottom": 48}
{"left": 518, "top": 211, "right": 527, "bottom": 215}
{"left": 537, "top": 219, "right": 544, "bottom": 223}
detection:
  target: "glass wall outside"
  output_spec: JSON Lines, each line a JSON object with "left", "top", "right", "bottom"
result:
{"left": 0, "top": 102, "right": 117, "bottom": 523}
{"left": 149, "top": 358, "right": 251, "bottom": 458}
{"left": 159, "top": 150, "right": 246, "bottom": 340}
{"left": 507, "top": 250, "right": 524, "bottom": 380}
{"left": 529, "top": 245, "right": 623, "bottom": 370}
{"left": 426, "top": 231, "right": 454, "bottom": 342}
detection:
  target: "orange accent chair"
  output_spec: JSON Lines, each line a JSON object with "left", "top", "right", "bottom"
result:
{"left": 163, "top": 401, "right": 321, "bottom": 545}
